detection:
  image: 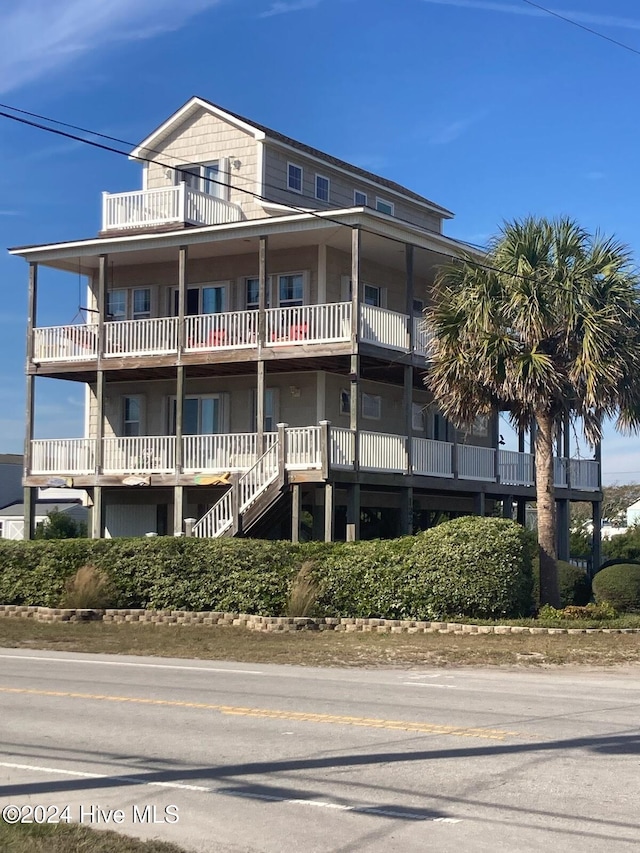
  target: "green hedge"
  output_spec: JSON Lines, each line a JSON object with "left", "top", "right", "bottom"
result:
{"left": 532, "top": 559, "right": 592, "bottom": 608}
{"left": 593, "top": 563, "right": 640, "bottom": 612}
{"left": 0, "top": 517, "right": 534, "bottom": 619}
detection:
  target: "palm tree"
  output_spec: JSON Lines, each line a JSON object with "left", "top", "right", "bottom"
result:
{"left": 427, "top": 216, "right": 640, "bottom": 606}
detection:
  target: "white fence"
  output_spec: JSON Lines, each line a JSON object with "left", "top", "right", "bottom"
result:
{"left": 105, "top": 317, "right": 178, "bottom": 357}
{"left": 102, "top": 184, "right": 243, "bottom": 231}
{"left": 266, "top": 302, "right": 351, "bottom": 346}
{"left": 185, "top": 311, "right": 257, "bottom": 351}
{"left": 570, "top": 459, "right": 599, "bottom": 490}
{"left": 359, "top": 431, "right": 407, "bottom": 473}
{"left": 285, "top": 427, "right": 321, "bottom": 469}
{"left": 330, "top": 427, "right": 355, "bottom": 469}
{"left": 31, "top": 439, "right": 95, "bottom": 474}
{"left": 498, "top": 450, "right": 534, "bottom": 486}
{"left": 183, "top": 433, "right": 263, "bottom": 472}
{"left": 102, "top": 436, "right": 175, "bottom": 473}
{"left": 193, "top": 491, "right": 233, "bottom": 539}
{"left": 238, "top": 441, "right": 280, "bottom": 513}
{"left": 33, "top": 325, "right": 98, "bottom": 362}
{"left": 413, "top": 316, "right": 432, "bottom": 357}
{"left": 412, "top": 438, "right": 453, "bottom": 477}
{"left": 359, "top": 304, "right": 408, "bottom": 352}
{"left": 458, "top": 445, "right": 496, "bottom": 481}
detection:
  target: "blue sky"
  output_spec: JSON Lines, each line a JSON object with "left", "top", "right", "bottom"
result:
{"left": 1, "top": 0, "right": 640, "bottom": 483}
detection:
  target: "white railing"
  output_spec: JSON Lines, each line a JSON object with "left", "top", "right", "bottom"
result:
{"left": 184, "top": 188, "right": 245, "bottom": 226}
{"left": 412, "top": 438, "right": 453, "bottom": 477}
{"left": 103, "top": 436, "right": 175, "bottom": 473}
{"left": 554, "top": 457, "right": 568, "bottom": 488}
{"left": 266, "top": 303, "right": 351, "bottom": 346}
{"left": 285, "top": 427, "right": 322, "bottom": 469}
{"left": 499, "top": 450, "right": 534, "bottom": 486}
{"left": 193, "top": 438, "right": 281, "bottom": 539}
{"left": 458, "top": 445, "right": 496, "bottom": 481}
{"left": 413, "top": 316, "right": 432, "bottom": 357}
{"left": 570, "top": 459, "right": 599, "bottom": 491}
{"left": 105, "top": 317, "right": 178, "bottom": 357}
{"left": 184, "top": 310, "right": 257, "bottom": 351}
{"left": 33, "top": 325, "right": 98, "bottom": 362}
{"left": 359, "top": 304, "right": 409, "bottom": 352}
{"left": 330, "top": 427, "right": 355, "bottom": 469}
{"left": 30, "top": 439, "right": 96, "bottom": 474}
{"left": 360, "top": 431, "right": 407, "bottom": 473}
{"left": 193, "top": 491, "right": 233, "bottom": 539}
{"left": 183, "top": 433, "right": 265, "bottom": 473}
{"left": 102, "top": 183, "right": 244, "bottom": 231}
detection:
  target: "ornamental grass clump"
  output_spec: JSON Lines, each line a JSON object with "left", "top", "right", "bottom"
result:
{"left": 61, "top": 564, "right": 114, "bottom": 610}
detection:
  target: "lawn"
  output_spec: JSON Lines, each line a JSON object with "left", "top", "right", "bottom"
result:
{"left": 0, "top": 821, "right": 189, "bottom": 853}
{"left": 1, "top": 619, "right": 640, "bottom": 667}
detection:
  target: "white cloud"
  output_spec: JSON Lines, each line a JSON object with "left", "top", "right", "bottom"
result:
{"left": 260, "top": 0, "right": 322, "bottom": 16}
{"left": 0, "top": 0, "right": 226, "bottom": 95}
{"left": 420, "top": 0, "right": 640, "bottom": 33}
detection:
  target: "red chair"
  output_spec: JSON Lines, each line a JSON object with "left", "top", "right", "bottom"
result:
{"left": 289, "top": 323, "right": 308, "bottom": 341}
{"left": 208, "top": 329, "right": 227, "bottom": 347}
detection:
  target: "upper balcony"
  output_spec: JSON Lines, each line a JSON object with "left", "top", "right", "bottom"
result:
{"left": 30, "top": 303, "right": 432, "bottom": 369}
{"left": 101, "top": 183, "right": 245, "bottom": 233}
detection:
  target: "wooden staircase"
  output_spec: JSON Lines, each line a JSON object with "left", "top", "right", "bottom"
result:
{"left": 192, "top": 437, "right": 286, "bottom": 538}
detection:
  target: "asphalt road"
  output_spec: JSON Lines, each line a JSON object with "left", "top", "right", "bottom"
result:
{"left": 0, "top": 649, "right": 639, "bottom": 852}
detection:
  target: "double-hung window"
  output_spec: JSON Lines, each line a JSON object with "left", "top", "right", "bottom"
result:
{"left": 363, "top": 284, "right": 382, "bottom": 307}
{"left": 171, "top": 395, "right": 226, "bottom": 436}
{"left": 173, "top": 284, "right": 227, "bottom": 316}
{"left": 376, "top": 198, "right": 394, "bottom": 216}
{"left": 362, "top": 393, "right": 382, "bottom": 420}
{"left": 107, "top": 288, "right": 151, "bottom": 321}
{"left": 315, "top": 175, "right": 329, "bottom": 202}
{"left": 123, "top": 396, "right": 142, "bottom": 437}
{"left": 278, "top": 274, "right": 304, "bottom": 308}
{"left": 287, "top": 163, "right": 303, "bottom": 193}
{"left": 107, "top": 290, "right": 127, "bottom": 321}
{"left": 354, "top": 190, "right": 367, "bottom": 206}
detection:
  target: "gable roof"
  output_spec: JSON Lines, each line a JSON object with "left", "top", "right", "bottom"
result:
{"left": 130, "top": 96, "right": 453, "bottom": 219}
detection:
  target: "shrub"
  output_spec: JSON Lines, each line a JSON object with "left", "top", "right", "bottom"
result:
{"left": 539, "top": 602, "right": 617, "bottom": 621}
{"left": 532, "top": 559, "right": 591, "bottom": 608}
{"left": 593, "top": 563, "right": 640, "bottom": 612}
{"left": 403, "top": 517, "right": 534, "bottom": 620}
{"left": 61, "top": 564, "right": 114, "bottom": 609}
{"left": 602, "top": 526, "right": 640, "bottom": 561}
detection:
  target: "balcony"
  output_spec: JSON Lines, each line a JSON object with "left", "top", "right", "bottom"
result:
{"left": 31, "top": 303, "right": 434, "bottom": 365}
{"left": 28, "top": 431, "right": 599, "bottom": 491}
{"left": 101, "top": 183, "right": 245, "bottom": 232}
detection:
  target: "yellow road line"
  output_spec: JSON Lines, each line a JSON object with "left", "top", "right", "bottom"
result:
{"left": 0, "top": 685, "right": 518, "bottom": 740}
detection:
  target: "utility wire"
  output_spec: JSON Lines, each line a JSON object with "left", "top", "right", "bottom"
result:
{"left": 520, "top": 0, "right": 640, "bottom": 57}
{"left": 0, "top": 106, "right": 636, "bottom": 307}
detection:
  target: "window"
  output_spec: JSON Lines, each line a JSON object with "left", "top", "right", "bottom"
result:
{"left": 278, "top": 274, "right": 304, "bottom": 307}
{"left": 412, "top": 298, "right": 424, "bottom": 315}
{"left": 173, "top": 284, "right": 227, "bottom": 316}
{"left": 132, "top": 289, "right": 151, "bottom": 320}
{"left": 354, "top": 190, "right": 367, "bottom": 206}
{"left": 0, "top": 521, "right": 4, "bottom": 539}
{"left": 412, "top": 403, "right": 424, "bottom": 432}
{"left": 364, "top": 284, "right": 382, "bottom": 307}
{"left": 107, "top": 290, "right": 126, "bottom": 321}
{"left": 251, "top": 388, "right": 279, "bottom": 432}
{"left": 177, "top": 162, "right": 225, "bottom": 198}
{"left": 340, "top": 389, "right": 350, "bottom": 416}
{"left": 362, "top": 393, "right": 382, "bottom": 420}
{"left": 376, "top": 198, "right": 394, "bottom": 216}
{"left": 472, "top": 415, "right": 489, "bottom": 438}
{"left": 245, "top": 277, "right": 272, "bottom": 309}
{"left": 171, "top": 395, "right": 225, "bottom": 435}
{"left": 287, "top": 163, "right": 303, "bottom": 193}
{"left": 123, "top": 397, "right": 142, "bottom": 437}
{"left": 315, "top": 175, "right": 329, "bottom": 202}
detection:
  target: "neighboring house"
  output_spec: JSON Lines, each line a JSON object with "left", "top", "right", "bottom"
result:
{"left": 627, "top": 499, "right": 640, "bottom": 528}
{"left": 9, "top": 97, "right": 602, "bottom": 543}
{"left": 0, "top": 498, "right": 87, "bottom": 540}
{"left": 0, "top": 454, "right": 23, "bottom": 510}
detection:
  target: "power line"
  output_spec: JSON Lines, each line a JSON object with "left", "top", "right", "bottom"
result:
{"left": 0, "top": 106, "right": 636, "bottom": 307}
{"left": 520, "top": 0, "right": 640, "bottom": 57}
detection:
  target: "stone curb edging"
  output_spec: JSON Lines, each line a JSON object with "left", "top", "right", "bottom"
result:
{"left": 0, "top": 604, "right": 638, "bottom": 634}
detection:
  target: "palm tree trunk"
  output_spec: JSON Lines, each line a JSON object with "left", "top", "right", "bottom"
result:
{"left": 535, "top": 412, "right": 561, "bottom": 607}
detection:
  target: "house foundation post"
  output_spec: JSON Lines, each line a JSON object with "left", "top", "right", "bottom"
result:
{"left": 324, "top": 482, "right": 334, "bottom": 542}
{"left": 90, "top": 485, "right": 103, "bottom": 539}
{"left": 173, "top": 485, "right": 185, "bottom": 536}
{"left": 23, "top": 260, "right": 38, "bottom": 540}
{"left": 502, "top": 496, "right": 514, "bottom": 519}
{"left": 516, "top": 499, "right": 527, "bottom": 526}
{"left": 257, "top": 236, "right": 268, "bottom": 453}
{"left": 291, "top": 483, "right": 301, "bottom": 543}
{"left": 556, "top": 499, "right": 570, "bottom": 561}
{"left": 346, "top": 483, "right": 360, "bottom": 542}
{"left": 474, "top": 492, "right": 486, "bottom": 517}
{"left": 591, "top": 500, "right": 602, "bottom": 577}
{"left": 400, "top": 487, "right": 413, "bottom": 536}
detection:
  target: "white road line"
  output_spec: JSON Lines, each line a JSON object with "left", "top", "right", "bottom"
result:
{"left": 0, "top": 759, "right": 462, "bottom": 823}
{"left": 0, "top": 760, "right": 210, "bottom": 793}
{"left": 0, "top": 654, "right": 264, "bottom": 676}
{"left": 401, "top": 683, "right": 458, "bottom": 689}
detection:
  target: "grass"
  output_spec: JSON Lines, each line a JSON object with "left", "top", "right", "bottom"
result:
{"left": 1, "top": 619, "right": 640, "bottom": 667}
{"left": 0, "top": 820, "right": 189, "bottom": 853}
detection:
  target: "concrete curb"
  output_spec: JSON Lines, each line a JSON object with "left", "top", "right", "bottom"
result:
{"left": 0, "top": 604, "right": 638, "bottom": 634}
